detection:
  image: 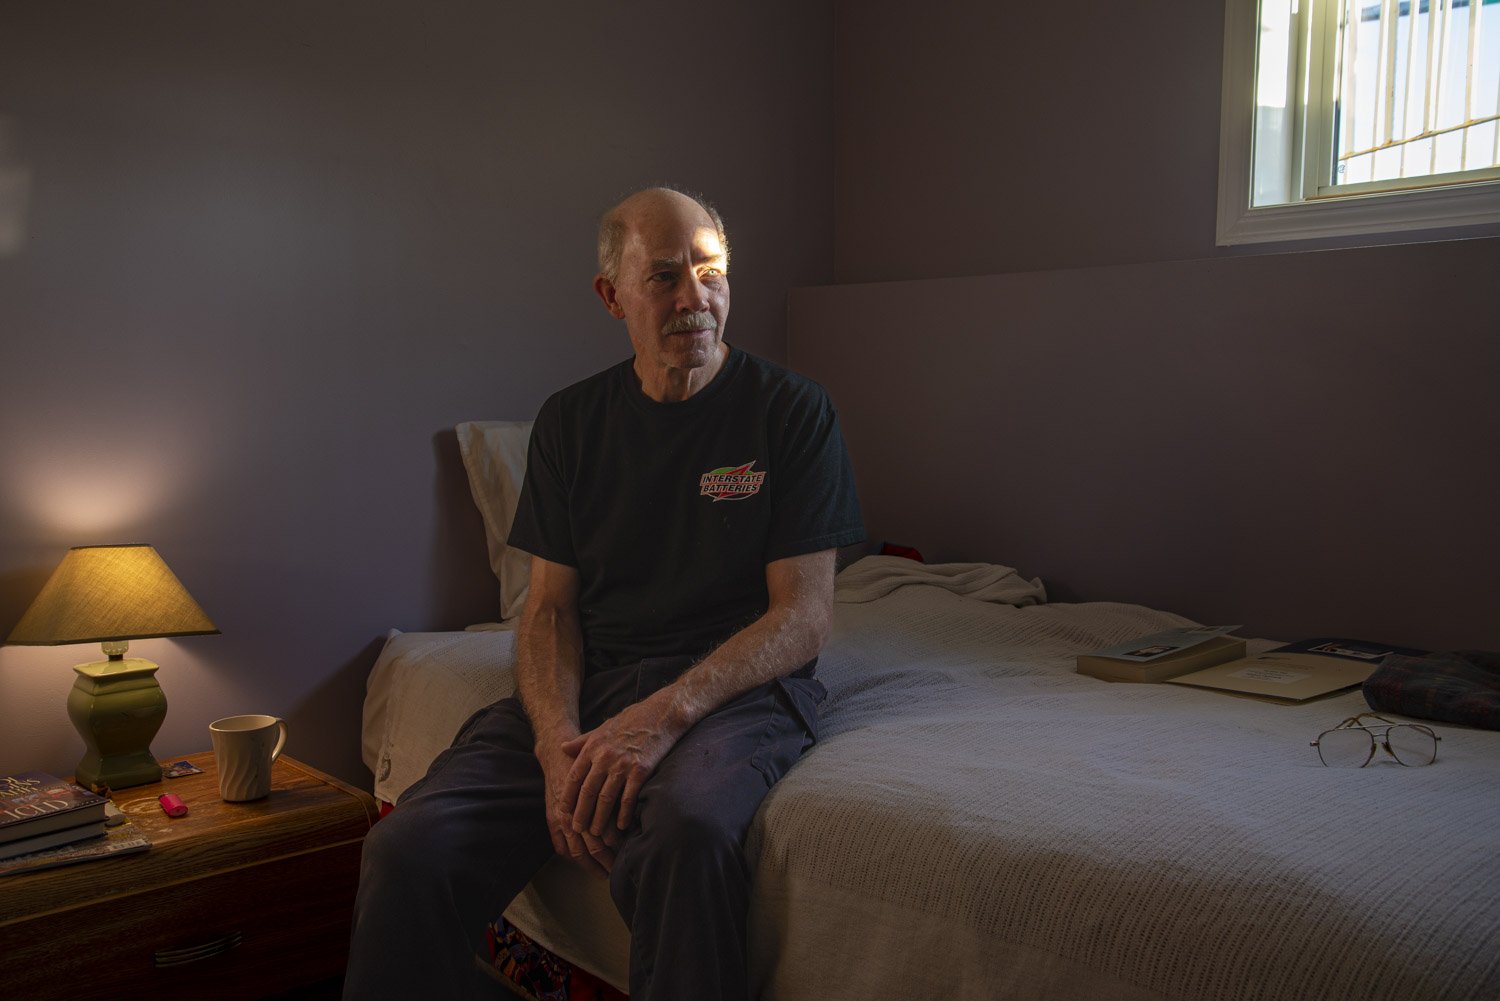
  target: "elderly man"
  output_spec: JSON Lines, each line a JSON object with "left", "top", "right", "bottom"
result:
{"left": 345, "top": 186, "right": 863, "bottom": 1000}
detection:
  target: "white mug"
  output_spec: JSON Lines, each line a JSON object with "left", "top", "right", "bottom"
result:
{"left": 209, "top": 714, "right": 289, "bottom": 802}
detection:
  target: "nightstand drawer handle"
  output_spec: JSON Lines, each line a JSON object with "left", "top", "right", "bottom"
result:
{"left": 154, "top": 931, "right": 244, "bottom": 967}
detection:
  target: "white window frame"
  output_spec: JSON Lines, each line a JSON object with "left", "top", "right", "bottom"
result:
{"left": 1217, "top": 0, "right": 1500, "bottom": 245}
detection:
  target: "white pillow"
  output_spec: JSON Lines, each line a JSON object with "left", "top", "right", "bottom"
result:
{"left": 455, "top": 420, "right": 534, "bottom": 622}
{"left": 362, "top": 627, "right": 520, "bottom": 805}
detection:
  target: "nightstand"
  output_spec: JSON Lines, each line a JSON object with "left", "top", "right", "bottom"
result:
{"left": 0, "top": 751, "right": 377, "bottom": 1001}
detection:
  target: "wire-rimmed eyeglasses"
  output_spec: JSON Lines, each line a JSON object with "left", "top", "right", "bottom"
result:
{"left": 1310, "top": 713, "right": 1441, "bottom": 768}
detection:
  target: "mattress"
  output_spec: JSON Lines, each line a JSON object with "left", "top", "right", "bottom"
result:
{"left": 362, "top": 557, "right": 1500, "bottom": 999}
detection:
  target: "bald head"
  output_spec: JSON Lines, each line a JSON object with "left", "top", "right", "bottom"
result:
{"left": 597, "top": 186, "right": 730, "bottom": 283}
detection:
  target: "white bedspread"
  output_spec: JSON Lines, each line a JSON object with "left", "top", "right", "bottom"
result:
{"left": 362, "top": 559, "right": 1500, "bottom": 1000}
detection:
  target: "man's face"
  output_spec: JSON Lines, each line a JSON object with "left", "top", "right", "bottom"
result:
{"left": 599, "top": 195, "right": 730, "bottom": 384}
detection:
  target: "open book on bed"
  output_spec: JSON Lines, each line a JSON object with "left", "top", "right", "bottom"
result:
{"left": 1165, "top": 637, "right": 1428, "bottom": 703}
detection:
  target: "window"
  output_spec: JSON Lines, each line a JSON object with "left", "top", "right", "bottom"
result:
{"left": 1218, "top": 0, "right": 1500, "bottom": 244}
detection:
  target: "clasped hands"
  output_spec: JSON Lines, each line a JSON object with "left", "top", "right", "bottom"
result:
{"left": 538, "top": 696, "right": 684, "bottom": 876}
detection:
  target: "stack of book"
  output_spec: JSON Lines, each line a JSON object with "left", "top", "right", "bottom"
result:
{"left": 0, "top": 772, "right": 110, "bottom": 862}
{"left": 1076, "top": 625, "right": 1246, "bottom": 683}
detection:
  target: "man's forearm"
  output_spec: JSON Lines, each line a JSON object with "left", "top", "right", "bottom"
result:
{"left": 654, "top": 583, "right": 830, "bottom": 735}
{"left": 558, "top": 550, "right": 836, "bottom": 840}
{"left": 515, "top": 600, "right": 585, "bottom": 745}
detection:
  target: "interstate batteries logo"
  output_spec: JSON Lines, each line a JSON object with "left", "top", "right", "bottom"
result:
{"left": 699, "top": 461, "right": 767, "bottom": 502}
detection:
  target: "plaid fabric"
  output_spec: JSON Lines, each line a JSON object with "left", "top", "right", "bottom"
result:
{"left": 487, "top": 917, "right": 628, "bottom": 1001}
{"left": 1363, "top": 650, "right": 1500, "bottom": 731}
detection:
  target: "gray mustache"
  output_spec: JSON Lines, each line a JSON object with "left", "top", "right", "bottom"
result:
{"left": 662, "top": 311, "right": 717, "bottom": 334}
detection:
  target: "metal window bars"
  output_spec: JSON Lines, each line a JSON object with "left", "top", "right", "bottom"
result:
{"left": 1334, "top": 0, "right": 1500, "bottom": 183}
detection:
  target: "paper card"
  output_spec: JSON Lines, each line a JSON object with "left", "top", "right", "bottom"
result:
{"left": 1229, "top": 666, "right": 1308, "bottom": 684}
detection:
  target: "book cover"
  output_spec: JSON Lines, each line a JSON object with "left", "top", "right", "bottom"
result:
{"left": 0, "top": 773, "right": 109, "bottom": 844}
{"left": 0, "top": 815, "right": 150, "bottom": 878}
{"left": 0, "top": 819, "right": 107, "bottom": 861}
{"left": 1165, "top": 637, "right": 1429, "bottom": 703}
{"left": 1077, "top": 626, "right": 1246, "bottom": 683}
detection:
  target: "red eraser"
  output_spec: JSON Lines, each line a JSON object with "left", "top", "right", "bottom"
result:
{"left": 158, "top": 793, "right": 188, "bottom": 818}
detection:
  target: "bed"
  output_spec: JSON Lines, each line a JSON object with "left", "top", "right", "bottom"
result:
{"left": 359, "top": 422, "right": 1500, "bottom": 1000}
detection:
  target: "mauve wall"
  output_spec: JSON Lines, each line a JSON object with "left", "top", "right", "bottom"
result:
{"left": 833, "top": 0, "right": 1500, "bottom": 281}
{"left": 794, "top": 0, "right": 1500, "bottom": 650}
{"left": 0, "top": 1, "right": 833, "bottom": 785}
{"left": 790, "top": 241, "right": 1500, "bottom": 650}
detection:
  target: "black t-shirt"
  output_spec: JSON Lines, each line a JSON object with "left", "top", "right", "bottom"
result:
{"left": 508, "top": 346, "right": 865, "bottom": 675}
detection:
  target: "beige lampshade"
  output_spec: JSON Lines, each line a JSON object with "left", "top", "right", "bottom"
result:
{"left": 7, "top": 544, "right": 219, "bottom": 646}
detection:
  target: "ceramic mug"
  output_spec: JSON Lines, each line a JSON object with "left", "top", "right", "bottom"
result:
{"left": 209, "top": 714, "right": 289, "bottom": 801}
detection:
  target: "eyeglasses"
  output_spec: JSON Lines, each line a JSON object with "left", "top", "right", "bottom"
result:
{"left": 1310, "top": 713, "right": 1441, "bottom": 768}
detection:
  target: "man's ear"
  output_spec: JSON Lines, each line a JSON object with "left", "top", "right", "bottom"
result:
{"left": 593, "top": 274, "right": 626, "bottom": 319}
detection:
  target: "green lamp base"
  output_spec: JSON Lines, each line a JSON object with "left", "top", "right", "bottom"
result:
{"left": 67, "top": 656, "right": 167, "bottom": 791}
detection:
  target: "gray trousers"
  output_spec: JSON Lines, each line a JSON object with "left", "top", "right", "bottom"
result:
{"left": 344, "top": 655, "right": 825, "bottom": 1001}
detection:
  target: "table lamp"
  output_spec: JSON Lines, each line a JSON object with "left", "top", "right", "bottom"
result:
{"left": 6, "top": 545, "right": 219, "bottom": 790}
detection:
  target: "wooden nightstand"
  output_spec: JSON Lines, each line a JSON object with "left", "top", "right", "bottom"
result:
{"left": 0, "top": 751, "right": 377, "bottom": 1001}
